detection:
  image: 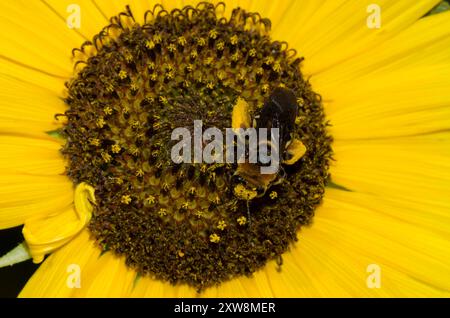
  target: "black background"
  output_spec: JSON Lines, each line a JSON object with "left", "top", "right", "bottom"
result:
{"left": 0, "top": 227, "right": 39, "bottom": 298}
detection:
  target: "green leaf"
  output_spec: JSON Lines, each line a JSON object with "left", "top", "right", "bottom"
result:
{"left": 427, "top": 1, "right": 450, "bottom": 16}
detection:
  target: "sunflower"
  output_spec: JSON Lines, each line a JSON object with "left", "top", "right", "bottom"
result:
{"left": 0, "top": 0, "right": 449, "bottom": 298}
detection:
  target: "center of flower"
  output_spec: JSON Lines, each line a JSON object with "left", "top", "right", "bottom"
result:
{"left": 59, "top": 2, "right": 332, "bottom": 289}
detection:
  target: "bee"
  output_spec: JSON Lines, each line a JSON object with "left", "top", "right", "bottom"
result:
{"left": 231, "top": 87, "right": 306, "bottom": 201}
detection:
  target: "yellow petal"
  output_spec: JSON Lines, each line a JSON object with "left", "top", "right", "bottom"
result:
{"left": 273, "top": 0, "right": 440, "bottom": 76}
{"left": 0, "top": 74, "right": 66, "bottom": 136}
{"left": 130, "top": 275, "right": 176, "bottom": 298}
{"left": 331, "top": 134, "right": 450, "bottom": 209}
{"left": 19, "top": 229, "right": 100, "bottom": 297}
{"left": 291, "top": 189, "right": 450, "bottom": 297}
{"left": 23, "top": 183, "right": 95, "bottom": 263}
{"left": 0, "top": 174, "right": 73, "bottom": 229}
{"left": 0, "top": 0, "right": 85, "bottom": 78}
{"left": 72, "top": 251, "right": 136, "bottom": 297}
{"left": 313, "top": 11, "right": 450, "bottom": 87}
{"left": 0, "top": 135, "right": 64, "bottom": 175}
{"left": 321, "top": 64, "right": 450, "bottom": 139}
{"left": 42, "top": 0, "right": 109, "bottom": 40}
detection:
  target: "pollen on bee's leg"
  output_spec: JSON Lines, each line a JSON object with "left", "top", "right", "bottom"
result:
{"left": 283, "top": 139, "right": 307, "bottom": 165}
{"left": 60, "top": 2, "right": 332, "bottom": 290}
{"left": 232, "top": 97, "right": 251, "bottom": 130}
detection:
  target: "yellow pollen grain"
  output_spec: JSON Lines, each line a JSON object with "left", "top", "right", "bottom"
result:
{"left": 130, "top": 83, "right": 139, "bottom": 91}
{"left": 197, "top": 37, "right": 206, "bottom": 46}
{"left": 101, "top": 151, "right": 112, "bottom": 163}
{"left": 96, "top": 117, "right": 106, "bottom": 128}
{"left": 216, "top": 41, "right": 225, "bottom": 51}
{"left": 262, "top": 84, "right": 270, "bottom": 93}
{"left": 237, "top": 216, "right": 247, "bottom": 226}
{"left": 105, "top": 83, "right": 114, "bottom": 92}
{"left": 90, "top": 138, "right": 100, "bottom": 146}
{"left": 121, "top": 195, "right": 132, "bottom": 205}
{"left": 136, "top": 169, "right": 144, "bottom": 177}
{"left": 111, "top": 144, "right": 121, "bottom": 153}
{"left": 217, "top": 220, "right": 227, "bottom": 231}
{"left": 181, "top": 202, "right": 189, "bottom": 210}
{"left": 158, "top": 208, "right": 167, "bottom": 217}
{"left": 177, "top": 36, "right": 187, "bottom": 46}
{"left": 131, "top": 120, "right": 140, "bottom": 129}
{"left": 129, "top": 146, "right": 139, "bottom": 156}
{"left": 118, "top": 70, "right": 127, "bottom": 79}
{"left": 264, "top": 56, "right": 274, "bottom": 65}
{"left": 209, "top": 233, "right": 220, "bottom": 243}
{"left": 103, "top": 106, "right": 113, "bottom": 115}
{"left": 195, "top": 210, "right": 204, "bottom": 218}
{"left": 166, "top": 71, "right": 174, "bottom": 80}
{"left": 146, "top": 195, "right": 156, "bottom": 204}
{"left": 269, "top": 191, "right": 278, "bottom": 199}
{"left": 273, "top": 61, "right": 282, "bottom": 73}
{"left": 249, "top": 48, "right": 256, "bottom": 57}
{"left": 230, "top": 34, "right": 238, "bottom": 45}
{"left": 168, "top": 44, "right": 176, "bottom": 52}
{"left": 217, "top": 70, "right": 226, "bottom": 81}
{"left": 231, "top": 51, "right": 240, "bottom": 61}
{"left": 209, "top": 29, "right": 218, "bottom": 39}
{"left": 145, "top": 40, "right": 155, "bottom": 49}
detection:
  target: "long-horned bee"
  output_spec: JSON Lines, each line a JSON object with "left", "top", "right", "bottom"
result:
{"left": 231, "top": 87, "right": 306, "bottom": 201}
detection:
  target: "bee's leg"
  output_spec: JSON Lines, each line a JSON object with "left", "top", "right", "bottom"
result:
{"left": 283, "top": 139, "right": 306, "bottom": 165}
{"left": 272, "top": 167, "right": 286, "bottom": 186}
